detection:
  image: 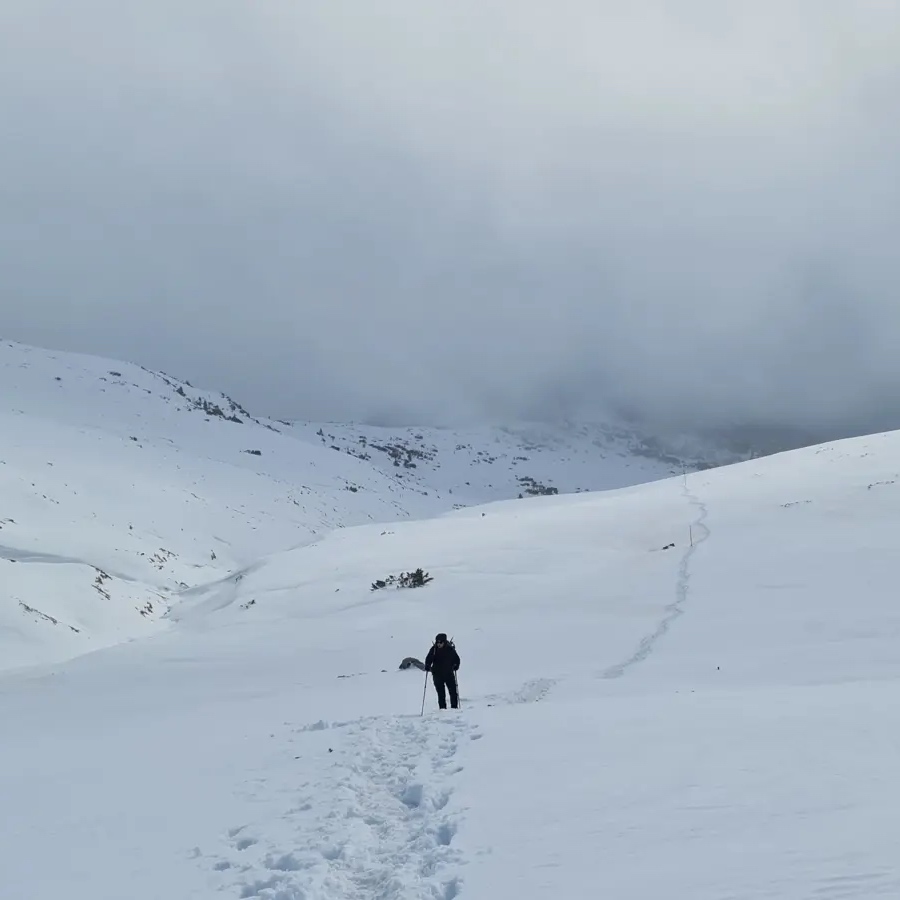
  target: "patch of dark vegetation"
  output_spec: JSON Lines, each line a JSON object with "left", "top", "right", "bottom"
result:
{"left": 93, "top": 568, "right": 112, "bottom": 600}
{"left": 367, "top": 439, "right": 435, "bottom": 469}
{"left": 371, "top": 567, "right": 434, "bottom": 591}
{"left": 19, "top": 601, "right": 81, "bottom": 633}
{"left": 146, "top": 368, "right": 282, "bottom": 432}
{"left": 517, "top": 475, "right": 558, "bottom": 497}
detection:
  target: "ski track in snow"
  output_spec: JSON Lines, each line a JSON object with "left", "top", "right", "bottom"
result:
{"left": 204, "top": 713, "right": 477, "bottom": 900}
{"left": 600, "top": 480, "right": 710, "bottom": 680}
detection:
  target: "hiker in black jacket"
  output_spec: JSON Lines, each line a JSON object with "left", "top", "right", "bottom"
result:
{"left": 425, "top": 633, "right": 460, "bottom": 709}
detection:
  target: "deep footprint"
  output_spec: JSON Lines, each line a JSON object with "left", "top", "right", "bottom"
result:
{"left": 431, "top": 790, "right": 452, "bottom": 811}
{"left": 436, "top": 822, "right": 456, "bottom": 846}
{"left": 401, "top": 782, "right": 424, "bottom": 809}
{"left": 441, "top": 875, "right": 463, "bottom": 899}
{"left": 239, "top": 875, "right": 288, "bottom": 899}
{"left": 265, "top": 852, "right": 303, "bottom": 872}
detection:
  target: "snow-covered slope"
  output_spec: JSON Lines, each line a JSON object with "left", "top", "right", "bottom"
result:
{"left": 0, "top": 338, "right": 743, "bottom": 670}
{"left": 1, "top": 427, "right": 899, "bottom": 898}
{"left": 289, "top": 419, "right": 740, "bottom": 506}
{"left": 0, "top": 340, "right": 449, "bottom": 670}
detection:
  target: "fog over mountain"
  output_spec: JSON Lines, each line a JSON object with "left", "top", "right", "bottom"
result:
{"left": 2, "top": 2, "right": 898, "bottom": 441}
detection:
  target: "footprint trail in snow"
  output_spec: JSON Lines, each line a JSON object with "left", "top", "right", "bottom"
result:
{"left": 600, "top": 481, "right": 710, "bottom": 680}
{"left": 206, "top": 712, "right": 475, "bottom": 900}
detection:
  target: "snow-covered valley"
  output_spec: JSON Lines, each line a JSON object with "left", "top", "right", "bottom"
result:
{"left": 2, "top": 338, "right": 899, "bottom": 898}
{"left": 0, "top": 338, "right": 741, "bottom": 671}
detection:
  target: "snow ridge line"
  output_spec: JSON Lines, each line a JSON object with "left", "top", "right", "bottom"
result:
{"left": 600, "top": 481, "right": 710, "bottom": 680}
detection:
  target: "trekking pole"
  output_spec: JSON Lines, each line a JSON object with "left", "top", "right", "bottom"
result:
{"left": 455, "top": 671, "right": 462, "bottom": 710}
{"left": 420, "top": 668, "right": 429, "bottom": 716}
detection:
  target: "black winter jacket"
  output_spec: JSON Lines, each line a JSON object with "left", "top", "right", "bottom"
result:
{"left": 425, "top": 642, "right": 460, "bottom": 675}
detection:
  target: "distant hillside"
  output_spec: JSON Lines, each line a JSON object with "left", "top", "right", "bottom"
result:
{"left": 0, "top": 337, "right": 747, "bottom": 671}
{"left": 288, "top": 420, "right": 746, "bottom": 510}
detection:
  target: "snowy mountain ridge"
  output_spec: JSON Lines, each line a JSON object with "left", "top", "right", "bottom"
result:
{"left": 0, "top": 337, "right": 748, "bottom": 672}
{"left": 288, "top": 418, "right": 743, "bottom": 505}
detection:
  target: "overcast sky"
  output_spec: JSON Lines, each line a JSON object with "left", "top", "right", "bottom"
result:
{"left": 1, "top": 2, "right": 899, "bottom": 436}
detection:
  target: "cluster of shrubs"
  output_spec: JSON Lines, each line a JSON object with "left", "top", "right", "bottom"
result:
{"left": 371, "top": 567, "right": 434, "bottom": 591}
{"left": 517, "top": 475, "right": 559, "bottom": 497}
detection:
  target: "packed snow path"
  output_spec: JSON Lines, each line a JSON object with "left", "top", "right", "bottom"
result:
{"left": 202, "top": 713, "right": 475, "bottom": 900}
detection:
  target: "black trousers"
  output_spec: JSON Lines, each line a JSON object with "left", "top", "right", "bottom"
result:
{"left": 432, "top": 670, "right": 459, "bottom": 708}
